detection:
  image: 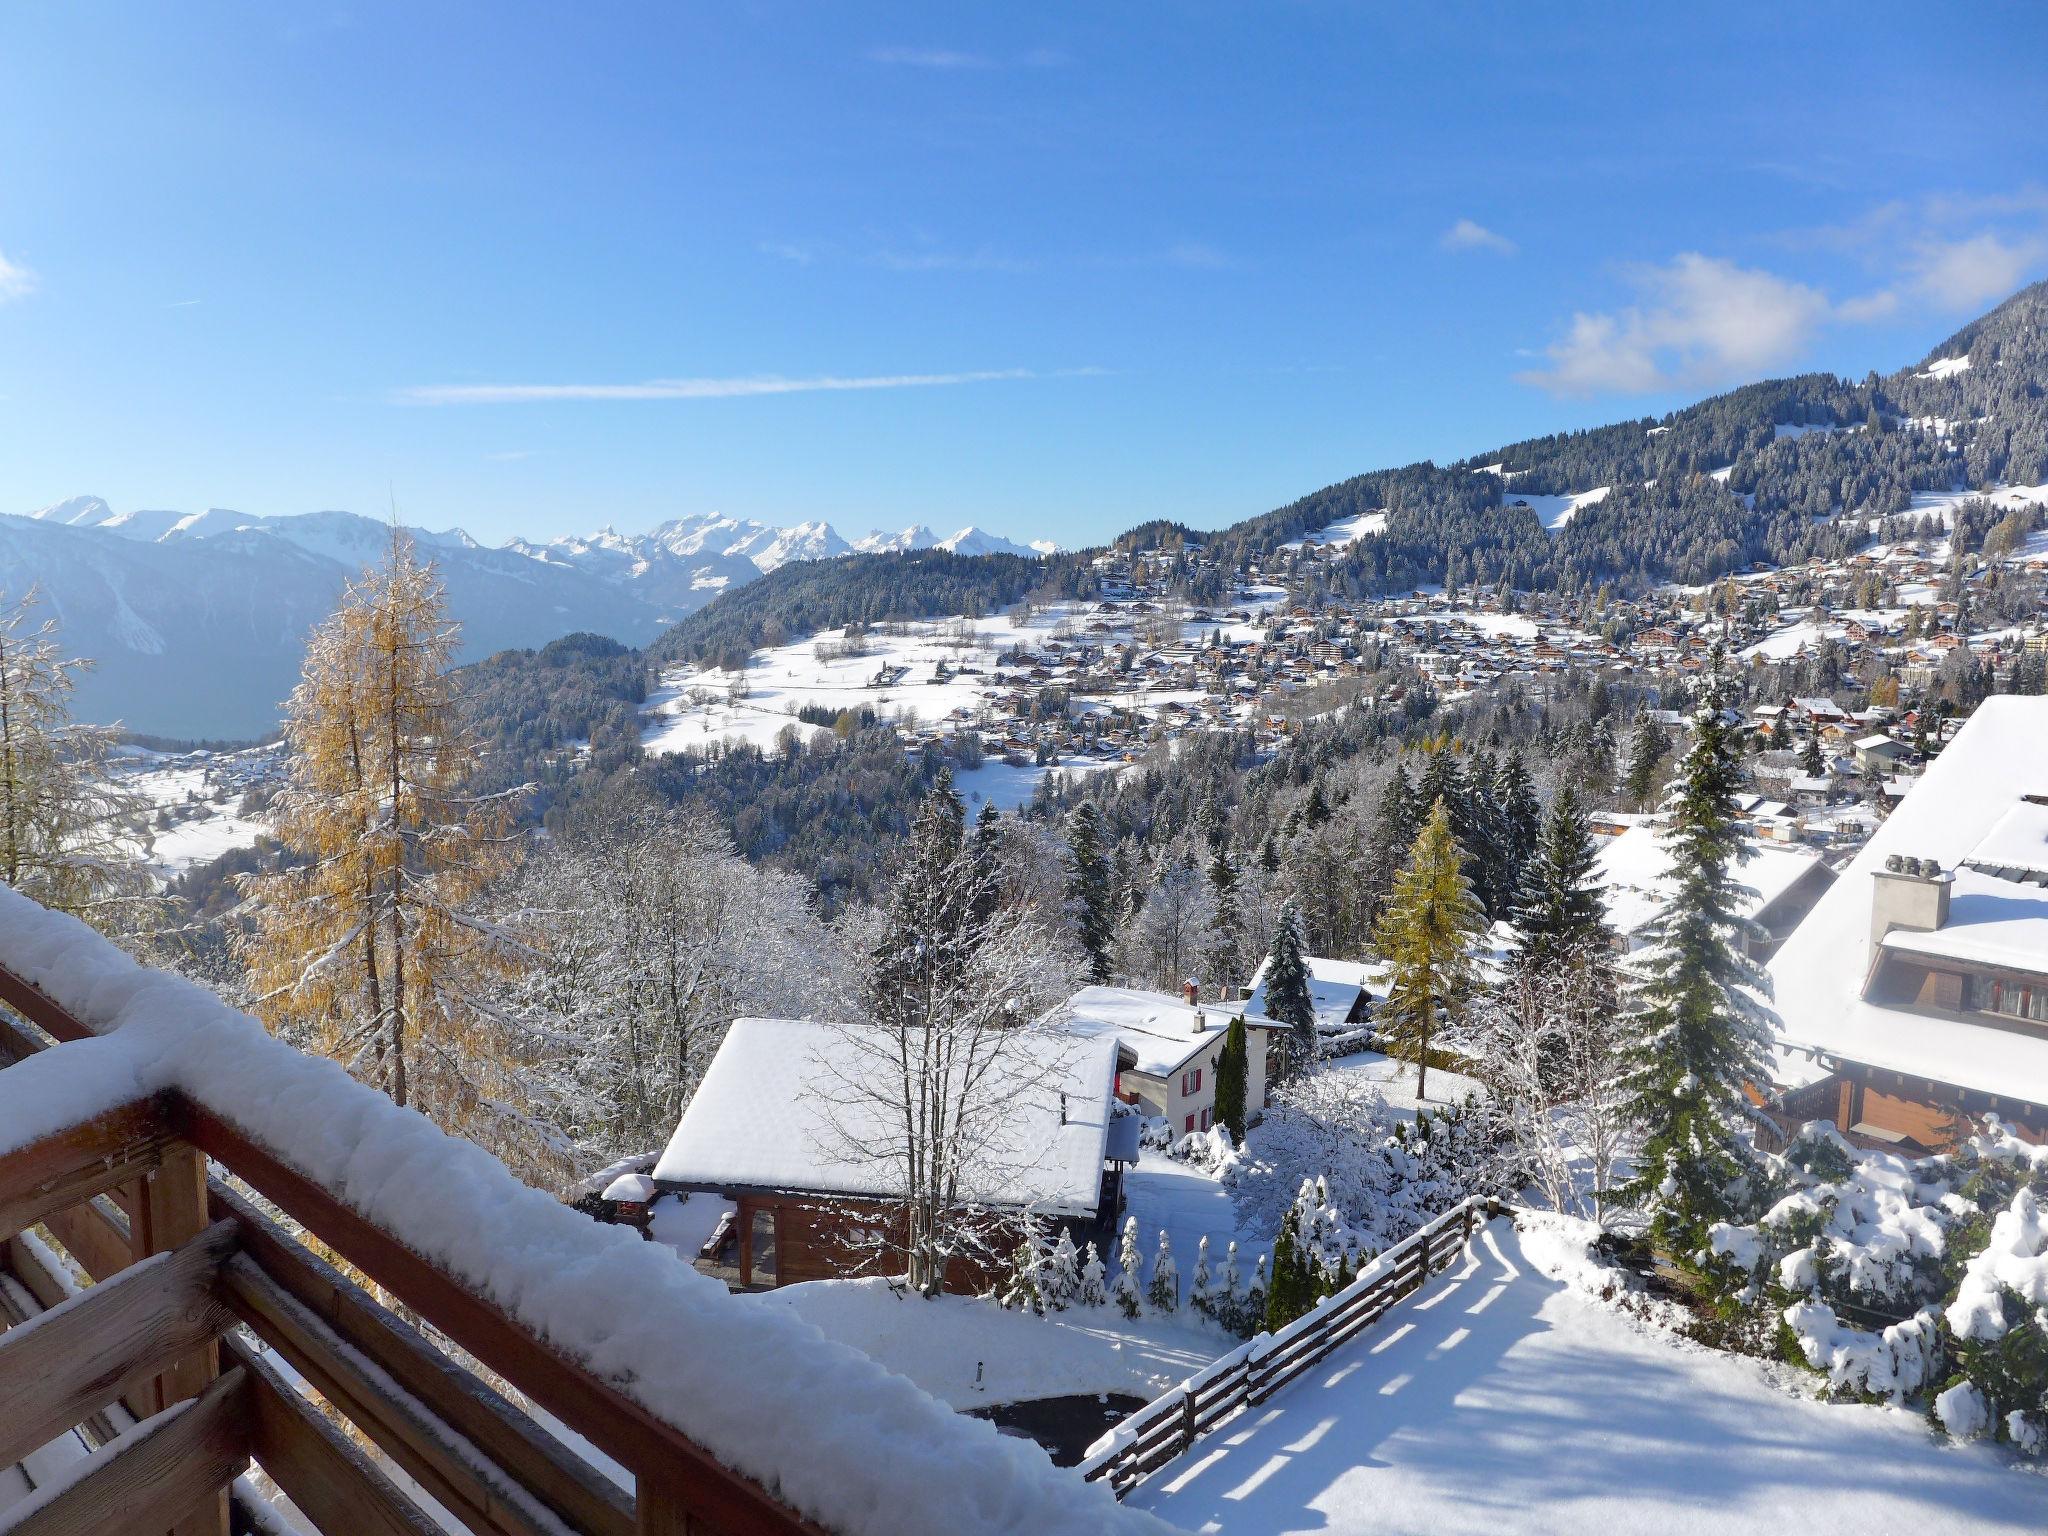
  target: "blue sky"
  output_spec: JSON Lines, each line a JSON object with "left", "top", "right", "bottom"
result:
{"left": 2, "top": 2, "right": 2046, "bottom": 548}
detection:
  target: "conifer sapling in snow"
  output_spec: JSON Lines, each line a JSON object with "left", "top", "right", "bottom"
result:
{"left": 1245, "top": 1252, "right": 1269, "bottom": 1335}
{"left": 1077, "top": 1240, "right": 1108, "bottom": 1308}
{"left": 1112, "top": 1216, "right": 1145, "bottom": 1318}
{"left": 1189, "top": 1234, "right": 1215, "bottom": 1322}
{"left": 1040, "top": 1227, "right": 1081, "bottom": 1311}
{"left": 1147, "top": 1229, "right": 1180, "bottom": 1314}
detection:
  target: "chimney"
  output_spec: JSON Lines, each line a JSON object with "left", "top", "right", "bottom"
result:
{"left": 1870, "top": 855, "right": 1951, "bottom": 948}
{"left": 1183, "top": 978, "right": 1199, "bottom": 1007}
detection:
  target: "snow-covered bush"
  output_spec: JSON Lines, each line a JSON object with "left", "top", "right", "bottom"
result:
{"left": 1111, "top": 1216, "right": 1145, "bottom": 1318}
{"left": 1147, "top": 1230, "right": 1180, "bottom": 1314}
{"left": 1170, "top": 1123, "right": 1243, "bottom": 1174}
{"left": 1225, "top": 1071, "right": 1495, "bottom": 1256}
{"left": 1709, "top": 1115, "right": 2048, "bottom": 1447}
{"left": 1138, "top": 1115, "right": 1176, "bottom": 1152}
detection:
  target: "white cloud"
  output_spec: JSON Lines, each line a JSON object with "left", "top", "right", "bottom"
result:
{"left": 1518, "top": 254, "right": 1830, "bottom": 396}
{"left": 876, "top": 247, "right": 1036, "bottom": 273}
{"left": 0, "top": 251, "right": 38, "bottom": 304}
{"left": 865, "top": 46, "right": 990, "bottom": 69}
{"left": 399, "top": 368, "right": 1043, "bottom": 406}
{"left": 1440, "top": 219, "right": 1516, "bottom": 256}
{"left": 1833, "top": 289, "right": 1900, "bottom": 324}
{"left": 1909, "top": 231, "right": 2048, "bottom": 311}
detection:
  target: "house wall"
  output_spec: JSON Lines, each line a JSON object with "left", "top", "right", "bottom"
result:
{"left": 1796, "top": 1065, "right": 2048, "bottom": 1152}
{"left": 733, "top": 1193, "right": 1010, "bottom": 1293}
{"left": 1126, "top": 1029, "right": 1274, "bottom": 1135}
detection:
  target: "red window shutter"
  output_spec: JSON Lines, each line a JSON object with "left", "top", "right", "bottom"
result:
{"left": 1185, "top": 1113, "right": 1195, "bottom": 1133}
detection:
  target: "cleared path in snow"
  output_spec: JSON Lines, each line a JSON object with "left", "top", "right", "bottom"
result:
{"left": 1130, "top": 1218, "right": 2043, "bottom": 1535}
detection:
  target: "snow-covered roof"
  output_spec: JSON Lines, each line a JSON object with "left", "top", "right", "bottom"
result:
{"left": 1962, "top": 798, "right": 2048, "bottom": 878}
{"left": 1051, "top": 985, "right": 1284, "bottom": 1078}
{"left": 653, "top": 1018, "right": 1119, "bottom": 1218}
{"left": 1770, "top": 697, "right": 2048, "bottom": 1104}
{"left": 1243, "top": 956, "right": 1389, "bottom": 1030}
{"left": 1593, "top": 824, "right": 1827, "bottom": 938}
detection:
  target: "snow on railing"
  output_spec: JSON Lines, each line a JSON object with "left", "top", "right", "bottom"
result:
{"left": 0, "top": 887, "right": 1167, "bottom": 1536}
{"left": 1075, "top": 1194, "right": 1510, "bottom": 1498}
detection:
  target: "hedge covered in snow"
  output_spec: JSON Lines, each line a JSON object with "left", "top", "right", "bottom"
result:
{"left": 1707, "top": 1116, "right": 2048, "bottom": 1455}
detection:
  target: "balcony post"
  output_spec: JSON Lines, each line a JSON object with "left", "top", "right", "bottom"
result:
{"left": 136, "top": 1141, "right": 229, "bottom": 1536}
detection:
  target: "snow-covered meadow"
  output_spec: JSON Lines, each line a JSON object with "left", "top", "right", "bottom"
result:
{"left": 109, "top": 743, "right": 279, "bottom": 879}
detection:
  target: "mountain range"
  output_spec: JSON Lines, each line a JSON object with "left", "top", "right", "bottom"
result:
{"left": 0, "top": 499, "right": 1053, "bottom": 737}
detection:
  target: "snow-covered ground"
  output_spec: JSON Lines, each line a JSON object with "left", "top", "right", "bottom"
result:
{"left": 1321, "top": 1050, "right": 1485, "bottom": 1118}
{"left": 1503, "top": 485, "right": 1610, "bottom": 532}
{"left": 743, "top": 1275, "right": 1232, "bottom": 1410}
{"left": 1279, "top": 511, "right": 1386, "bottom": 552}
{"left": 1130, "top": 1216, "right": 2043, "bottom": 1534}
{"left": 109, "top": 744, "right": 279, "bottom": 879}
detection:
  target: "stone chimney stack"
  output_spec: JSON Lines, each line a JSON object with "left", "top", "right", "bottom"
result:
{"left": 1870, "top": 855, "right": 1952, "bottom": 949}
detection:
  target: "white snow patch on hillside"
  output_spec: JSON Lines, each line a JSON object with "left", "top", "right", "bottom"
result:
{"left": 1502, "top": 485, "right": 1610, "bottom": 533}
{"left": 1920, "top": 355, "right": 1973, "bottom": 379}
{"left": 1774, "top": 421, "right": 1841, "bottom": 441}
{"left": 1280, "top": 511, "right": 1386, "bottom": 552}
{"left": 1130, "top": 1216, "right": 2043, "bottom": 1535}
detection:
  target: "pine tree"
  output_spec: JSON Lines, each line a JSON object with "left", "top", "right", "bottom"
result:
{"left": 1112, "top": 1216, "right": 1145, "bottom": 1318}
{"left": 1362, "top": 762, "right": 1419, "bottom": 923}
{"left": 239, "top": 533, "right": 529, "bottom": 1155}
{"left": 1373, "top": 798, "right": 1484, "bottom": 1103}
{"left": 1212, "top": 1012, "right": 1249, "bottom": 1141}
{"left": 1245, "top": 1252, "right": 1269, "bottom": 1335}
{"left": 1077, "top": 1241, "right": 1108, "bottom": 1307}
{"left": 1514, "top": 786, "right": 1610, "bottom": 976}
{"left": 1620, "top": 677, "right": 1779, "bottom": 1256}
{"left": 1189, "top": 1234, "right": 1215, "bottom": 1322}
{"left": 1264, "top": 1206, "right": 1315, "bottom": 1331}
{"left": 1624, "top": 718, "right": 1667, "bottom": 812}
{"left": 1219, "top": 1240, "right": 1245, "bottom": 1334}
{"left": 969, "top": 802, "right": 1003, "bottom": 925}
{"left": 1203, "top": 838, "right": 1242, "bottom": 991}
{"left": 1800, "top": 727, "right": 1825, "bottom": 779}
{"left": 999, "top": 1233, "right": 1044, "bottom": 1314}
{"left": 1262, "top": 904, "right": 1317, "bottom": 1074}
{"left": 0, "top": 591, "right": 149, "bottom": 925}
{"left": 1065, "top": 804, "right": 1115, "bottom": 983}
{"left": 1492, "top": 750, "right": 1542, "bottom": 895}
{"left": 1147, "top": 1230, "right": 1179, "bottom": 1314}
{"left": 1041, "top": 1228, "right": 1080, "bottom": 1310}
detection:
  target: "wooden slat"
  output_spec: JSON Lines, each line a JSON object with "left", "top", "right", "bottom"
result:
{"left": 226, "top": 1336, "right": 444, "bottom": 1536}
{"left": 0, "top": 1365, "right": 250, "bottom": 1536}
{"left": 38, "top": 1194, "right": 132, "bottom": 1286}
{"left": 0, "top": 968, "right": 94, "bottom": 1045}
{"left": 183, "top": 1104, "right": 822, "bottom": 1536}
{"left": 0, "top": 1218, "right": 238, "bottom": 1468}
{"left": 225, "top": 1252, "right": 586, "bottom": 1536}
{"left": 210, "top": 1182, "right": 632, "bottom": 1536}
{"left": 0, "top": 1099, "right": 171, "bottom": 1245}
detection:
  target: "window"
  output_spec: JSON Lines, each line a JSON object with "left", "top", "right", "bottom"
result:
{"left": 1184, "top": 1113, "right": 1196, "bottom": 1134}
{"left": 1200, "top": 1107, "right": 1212, "bottom": 1132}
{"left": 1968, "top": 974, "right": 2048, "bottom": 1023}
{"left": 1191, "top": 1067, "right": 1203, "bottom": 1094}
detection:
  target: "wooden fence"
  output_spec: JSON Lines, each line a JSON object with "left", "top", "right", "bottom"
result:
{"left": 1076, "top": 1194, "right": 1508, "bottom": 1499}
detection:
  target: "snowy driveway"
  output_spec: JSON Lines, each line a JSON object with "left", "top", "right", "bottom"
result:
{"left": 1130, "top": 1218, "right": 2044, "bottom": 1534}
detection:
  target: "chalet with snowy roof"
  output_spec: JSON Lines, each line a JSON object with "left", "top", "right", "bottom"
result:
{"left": 1769, "top": 697, "right": 2048, "bottom": 1151}
{"left": 1242, "top": 954, "right": 1387, "bottom": 1039}
{"left": 1593, "top": 823, "right": 1834, "bottom": 961}
{"left": 651, "top": 1017, "right": 1126, "bottom": 1291}
{"left": 1052, "top": 985, "right": 1288, "bottom": 1137}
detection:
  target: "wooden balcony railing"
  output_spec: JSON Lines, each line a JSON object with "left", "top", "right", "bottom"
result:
{"left": 0, "top": 956, "right": 834, "bottom": 1536}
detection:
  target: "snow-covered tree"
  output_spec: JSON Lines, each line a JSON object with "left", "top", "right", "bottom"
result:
{"left": 1041, "top": 1228, "right": 1081, "bottom": 1311}
{"left": 1077, "top": 1240, "right": 1108, "bottom": 1308}
{"left": 238, "top": 532, "right": 535, "bottom": 1165}
{"left": 999, "top": 1232, "right": 1045, "bottom": 1314}
{"left": 1620, "top": 676, "right": 1779, "bottom": 1254}
{"left": 1147, "top": 1229, "right": 1180, "bottom": 1314}
{"left": 1373, "top": 798, "right": 1484, "bottom": 1103}
{"left": 1126, "top": 842, "right": 1215, "bottom": 993}
{"left": 502, "top": 785, "right": 835, "bottom": 1172}
{"left": 1064, "top": 803, "right": 1115, "bottom": 983}
{"left": 817, "top": 770, "right": 1080, "bottom": 1295}
{"left": 1262, "top": 903, "right": 1317, "bottom": 1074}
{"left": 1112, "top": 1216, "right": 1145, "bottom": 1318}
{"left": 0, "top": 590, "right": 150, "bottom": 926}
{"left": 1188, "top": 1234, "right": 1215, "bottom": 1323}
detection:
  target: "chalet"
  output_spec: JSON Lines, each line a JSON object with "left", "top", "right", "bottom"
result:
{"left": 1594, "top": 824, "right": 1835, "bottom": 960}
{"left": 1854, "top": 733, "right": 1914, "bottom": 773}
{"left": 1055, "top": 985, "right": 1288, "bottom": 1136}
{"left": 1242, "top": 955, "right": 1387, "bottom": 1038}
{"left": 651, "top": 1018, "right": 1125, "bottom": 1291}
{"left": 1768, "top": 697, "right": 2048, "bottom": 1151}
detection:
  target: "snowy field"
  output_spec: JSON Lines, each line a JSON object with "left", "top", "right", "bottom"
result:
{"left": 743, "top": 1274, "right": 1233, "bottom": 1409}
{"left": 1130, "top": 1216, "right": 2044, "bottom": 1534}
{"left": 1502, "top": 484, "right": 1611, "bottom": 532}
